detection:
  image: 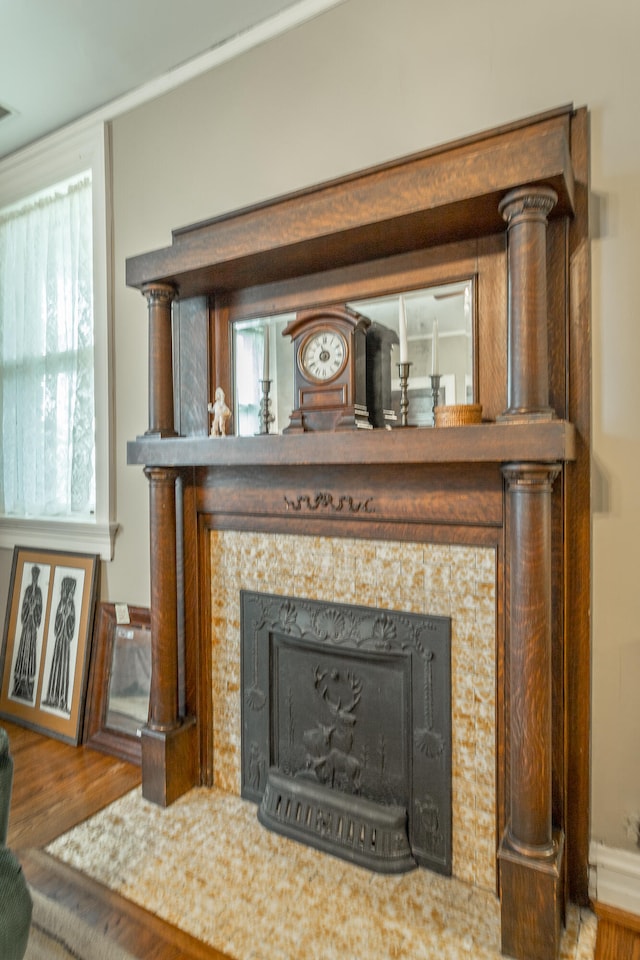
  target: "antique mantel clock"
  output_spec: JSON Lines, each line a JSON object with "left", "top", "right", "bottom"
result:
{"left": 283, "top": 304, "right": 372, "bottom": 432}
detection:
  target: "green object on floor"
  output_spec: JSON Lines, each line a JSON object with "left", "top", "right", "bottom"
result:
{"left": 0, "top": 727, "right": 33, "bottom": 960}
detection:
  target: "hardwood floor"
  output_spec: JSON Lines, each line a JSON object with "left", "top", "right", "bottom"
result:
{"left": 6, "top": 719, "right": 141, "bottom": 851}
{"left": 594, "top": 902, "right": 640, "bottom": 960}
{"left": 4, "top": 720, "right": 229, "bottom": 960}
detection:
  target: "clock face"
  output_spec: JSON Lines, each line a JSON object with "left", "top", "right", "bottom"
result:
{"left": 299, "top": 328, "right": 348, "bottom": 382}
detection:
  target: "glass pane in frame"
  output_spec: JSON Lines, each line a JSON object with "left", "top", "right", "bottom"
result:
{"left": 232, "top": 312, "right": 295, "bottom": 436}
{"left": 231, "top": 279, "right": 474, "bottom": 432}
{"left": 348, "top": 279, "right": 474, "bottom": 427}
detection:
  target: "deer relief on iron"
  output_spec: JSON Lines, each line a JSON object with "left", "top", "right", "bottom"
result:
{"left": 302, "top": 666, "right": 363, "bottom": 794}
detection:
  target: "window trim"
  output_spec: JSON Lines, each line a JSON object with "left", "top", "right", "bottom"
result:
{"left": 0, "top": 123, "right": 117, "bottom": 559}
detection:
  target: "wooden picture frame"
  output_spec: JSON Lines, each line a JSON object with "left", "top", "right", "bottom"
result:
{"left": 0, "top": 547, "right": 99, "bottom": 744}
{"left": 84, "top": 602, "right": 151, "bottom": 764}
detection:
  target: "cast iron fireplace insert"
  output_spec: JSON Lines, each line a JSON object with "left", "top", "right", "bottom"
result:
{"left": 240, "top": 590, "right": 452, "bottom": 875}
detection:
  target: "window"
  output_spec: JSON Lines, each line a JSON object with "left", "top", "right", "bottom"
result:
{"left": 0, "top": 172, "right": 95, "bottom": 517}
{"left": 0, "top": 123, "right": 115, "bottom": 559}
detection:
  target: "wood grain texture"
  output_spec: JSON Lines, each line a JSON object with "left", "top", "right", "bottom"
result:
{"left": 142, "top": 284, "right": 177, "bottom": 437}
{"left": 565, "top": 106, "right": 592, "bottom": 907}
{"left": 195, "top": 461, "right": 505, "bottom": 529}
{"left": 145, "top": 467, "right": 180, "bottom": 730}
{"left": 4, "top": 720, "right": 141, "bottom": 852}
{"left": 126, "top": 112, "right": 575, "bottom": 296}
{"left": 503, "top": 464, "right": 559, "bottom": 851}
{"left": 499, "top": 186, "right": 557, "bottom": 418}
{"left": 173, "top": 296, "right": 210, "bottom": 438}
{"left": 128, "top": 419, "right": 577, "bottom": 468}
{"left": 595, "top": 902, "right": 640, "bottom": 960}
{"left": 124, "top": 106, "right": 592, "bottom": 959}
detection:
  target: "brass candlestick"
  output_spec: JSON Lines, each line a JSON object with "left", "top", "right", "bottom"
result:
{"left": 258, "top": 379, "right": 275, "bottom": 435}
{"left": 397, "top": 362, "right": 412, "bottom": 427}
{"left": 430, "top": 373, "right": 441, "bottom": 424}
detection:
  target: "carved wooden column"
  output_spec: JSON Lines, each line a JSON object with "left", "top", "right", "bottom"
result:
{"left": 145, "top": 466, "right": 180, "bottom": 731}
{"left": 142, "top": 282, "right": 177, "bottom": 437}
{"left": 498, "top": 186, "right": 557, "bottom": 421}
{"left": 500, "top": 463, "right": 563, "bottom": 960}
{"left": 139, "top": 284, "right": 197, "bottom": 806}
{"left": 497, "top": 185, "right": 564, "bottom": 960}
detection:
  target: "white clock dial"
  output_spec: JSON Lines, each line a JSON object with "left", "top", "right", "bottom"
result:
{"left": 300, "top": 329, "right": 348, "bottom": 382}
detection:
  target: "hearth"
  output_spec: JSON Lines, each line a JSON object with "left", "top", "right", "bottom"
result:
{"left": 240, "top": 590, "right": 452, "bottom": 875}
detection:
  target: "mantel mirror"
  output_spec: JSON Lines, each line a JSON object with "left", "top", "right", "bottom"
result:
{"left": 232, "top": 278, "right": 474, "bottom": 435}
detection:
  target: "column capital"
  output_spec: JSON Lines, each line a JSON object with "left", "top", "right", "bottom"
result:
{"left": 141, "top": 281, "right": 178, "bottom": 304}
{"left": 143, "top": 465, "right": 179, "bottom": 486}
{"left": 502, "top": 462, "right": 562, "bottom": 489}
{"left": 499, "top": 186, "right": 558, "bottom": 225}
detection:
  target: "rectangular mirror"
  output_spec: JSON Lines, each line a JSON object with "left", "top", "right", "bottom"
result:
{"left": 231, "top": 279, "right": 474, "bottom": 433}
{"left": 84, "top": 603, "right": 151, "bottom": 764}
{"left": 106, "top": 622, "right": 151, "bottom": 736}
{"left": 348, "top": 279, "right": 474, "bottom": 427}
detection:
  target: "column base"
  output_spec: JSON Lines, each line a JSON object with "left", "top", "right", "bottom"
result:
{"left": 141, "top": 715, "right": 198, "bottom": 807}
{"left": 498, "top": 828, "right": 565, "bottom": 960}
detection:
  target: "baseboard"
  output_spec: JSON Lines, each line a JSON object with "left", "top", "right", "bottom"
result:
{"left": 590, "top": 841, "right": 640, "bottom": 915}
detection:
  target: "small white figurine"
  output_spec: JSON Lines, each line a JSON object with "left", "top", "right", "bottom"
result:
{"left": 208, "top": 387, "right": 231, "bottom": 437}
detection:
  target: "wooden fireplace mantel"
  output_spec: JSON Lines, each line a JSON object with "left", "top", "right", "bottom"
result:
{"left": 126, "top": 109, "right": 575, "bottom": 298}
{"left": 126, "top": 105, "right": 591, "bottom": 960}
{"left": 128, "top": 419, "right": 576, "bottom": 468}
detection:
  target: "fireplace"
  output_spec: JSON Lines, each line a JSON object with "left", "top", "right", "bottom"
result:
{"left": 240, "top": 590, "right": 452, "bottom": 875}
{"left": 209, "top": 529, "right": 496, "bottom": 891}
{"left": 126, "top": 107, "right": 591, "bottom": 959}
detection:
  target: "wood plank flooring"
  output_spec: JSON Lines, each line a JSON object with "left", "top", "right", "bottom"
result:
{"left": 6, "top": 719, "right": 141, "bottom": 850}
{"left": 594, "top": 902, "right": 640, "bottom": 960}
{"left": 3, "top": 720, "right": 229, "bottom": 960}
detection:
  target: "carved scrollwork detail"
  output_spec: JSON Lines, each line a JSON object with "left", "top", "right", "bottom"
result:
{"left": 283, "top": 491, "right": 374, "bottom": 513}
{"left": 415, "top": 794, "right": 443, "bottom": 854}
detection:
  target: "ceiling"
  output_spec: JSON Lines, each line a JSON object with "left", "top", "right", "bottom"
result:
{"left": 0, "top": 0, "right": 329, "bottom": 161}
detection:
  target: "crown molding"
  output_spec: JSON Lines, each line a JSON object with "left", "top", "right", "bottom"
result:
{"left": 0, "top": 0, "right": 346, "bottom": 168}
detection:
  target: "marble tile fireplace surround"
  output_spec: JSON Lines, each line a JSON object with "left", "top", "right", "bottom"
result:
{"left": 212, "top": 530, "right": 496, "bottom": 890}
{"left": 126, "top": 106, "right": 591, "bottom": 960}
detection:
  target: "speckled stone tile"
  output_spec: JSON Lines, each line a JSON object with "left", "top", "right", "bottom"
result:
{"left": 210, "top": 531, "right": 497, "bottom": 890}
{"left": 46, "top": 787, "right": 596, "bottom": 960}
{"left": 46, "top": 531, "right": 596, "bottom": 957}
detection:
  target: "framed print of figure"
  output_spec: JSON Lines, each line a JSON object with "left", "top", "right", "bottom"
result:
{"left": 0, "top": 547, "right": 99, "bottom": 743}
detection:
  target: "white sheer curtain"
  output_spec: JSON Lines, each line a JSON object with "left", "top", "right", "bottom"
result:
{"left": 0, "top": 175, "right": 95, "bottom": 519}
{"left": 234, "top": 325, "right": 265, "bottom": 436}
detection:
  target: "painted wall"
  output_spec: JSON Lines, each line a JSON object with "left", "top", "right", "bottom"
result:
{"left": 1, "top": 0, "right": 635, "bottom": 853}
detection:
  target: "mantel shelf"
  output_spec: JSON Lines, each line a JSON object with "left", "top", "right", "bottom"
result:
{"left": 127, "top": 419, "right": 576, "bottom": 469}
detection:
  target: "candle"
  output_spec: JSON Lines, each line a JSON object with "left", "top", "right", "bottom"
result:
{"left": 398, "top": 296, "right": 408, "bottom": 363}
{"left": 263, "top": 325, "right": 270, "bottom": 381}
{"left": 431, "top": 318, "right": 439, "bottom": 375}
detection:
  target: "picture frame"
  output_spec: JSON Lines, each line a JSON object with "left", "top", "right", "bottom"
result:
{"left": 0, "top": 546, "right": 99, "bottom": 744}
{"left": 84, "top": 602, "right": 151, "bottom": 765}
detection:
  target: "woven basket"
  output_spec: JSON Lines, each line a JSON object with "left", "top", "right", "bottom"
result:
{"left": 434, "top": 403, "right": 482, "bottom": 427}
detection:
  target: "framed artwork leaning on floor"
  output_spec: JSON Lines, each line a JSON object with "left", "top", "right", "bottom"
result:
{"left": 0, "top": 546, "right": 99, "bottom": 744}
{"left": 84, "top": 602, "right": 151, "bottom": 765}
